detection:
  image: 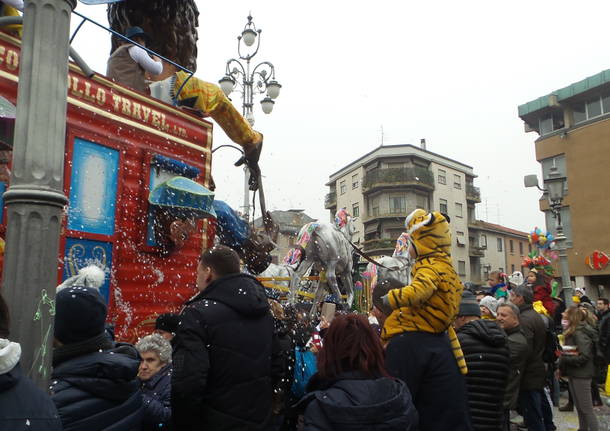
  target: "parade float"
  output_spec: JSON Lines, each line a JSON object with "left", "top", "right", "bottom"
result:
{"left": 0, "top": 24, "right": 216, "bottom": 341}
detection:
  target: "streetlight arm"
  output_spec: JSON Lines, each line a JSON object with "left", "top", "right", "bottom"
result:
{"left": 251, "top": 61, "right": 276, "bottom": 95}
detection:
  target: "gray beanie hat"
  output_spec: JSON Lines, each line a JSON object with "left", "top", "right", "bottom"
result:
{"left": 458, "top": 290, "right": 481, "bottom": 317}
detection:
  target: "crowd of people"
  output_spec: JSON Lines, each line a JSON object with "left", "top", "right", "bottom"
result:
{"left": 1, "top": 210, "right": 609, "bottom": 430}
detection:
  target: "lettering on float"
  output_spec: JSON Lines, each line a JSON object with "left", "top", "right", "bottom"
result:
{"left": 0, "top": 41, "right": 189, "bottom": 139}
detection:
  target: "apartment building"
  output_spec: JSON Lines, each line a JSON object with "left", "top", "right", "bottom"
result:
{"left": 518, "top": 68, "right": 610, "bottom": 298}
{"left": 468, "top": 221, "right": 529, "bottom": 283}
{"left": 325, "top": 141, "right": 481, "bottom": 281}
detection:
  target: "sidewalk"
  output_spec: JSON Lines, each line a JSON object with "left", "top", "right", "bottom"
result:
{"left": 553, "top": 392, "right": 609, "bottom": 431}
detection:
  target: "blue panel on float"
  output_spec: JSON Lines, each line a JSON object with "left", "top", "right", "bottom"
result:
{"left": 68, "top": 138, "right": 118, "bottom": 235}
{"left": 63, "top": 237, "right": 113, "bottom": 303}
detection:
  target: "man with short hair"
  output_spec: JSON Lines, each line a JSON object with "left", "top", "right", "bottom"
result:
{"left": 136, "top": 333, "right": 172, "bottom": 431}
{"left": 497, "top": 303, "right": 531, "bottom": 431}
{"left": 454, "top": 291, "right": 509, "bottom": 431}
{"left": 510, "top": 286, "right": 553, "bottom": 431}
{"left": 171, "top": 245, "right": 276, "bottom": 430}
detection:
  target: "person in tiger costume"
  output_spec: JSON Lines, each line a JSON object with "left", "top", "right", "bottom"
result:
{"left": 381, "top": 208, "right": 473, "bottom": 431}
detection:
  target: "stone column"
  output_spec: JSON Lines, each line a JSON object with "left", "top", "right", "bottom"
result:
{"left": 2, "top": 0, "right": 76, "bottom": 387}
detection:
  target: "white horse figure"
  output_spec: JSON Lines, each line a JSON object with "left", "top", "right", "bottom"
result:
{"left": 289, "top": 209, "right": 357, "bottom": 311}
{"left": 363, "top": 233, "right": 412, "bottom": 291}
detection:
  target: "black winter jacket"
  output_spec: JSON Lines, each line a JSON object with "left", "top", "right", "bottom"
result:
{"left": 457, "top": 319, "right": 509, "bottom": 431}
{"left": 0, "top": 356, "right": 62, "bottom": 431}
{"left": 503, "top": 326, "right": 530, "bottom": 410}
{"left": 599, "top": 310, "right": 610, "bottom": 363}
{"left": 51, "top": 342, "right": 143, "bottom": 431}
{"left": 297, "top": 372, "right": 418, "bottom": 431}
{"left": 171, "top": 273, "right": 276, "bottom": 431}
{"left": 518, "top": 304, "right": 547, "bottom": 391}
{"left": 140, "top": 364, "right": 171, "bottom": 431}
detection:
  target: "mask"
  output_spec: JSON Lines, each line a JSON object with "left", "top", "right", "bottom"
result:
{"left": 561, "top": 319, "right": 570, "bottom": 330}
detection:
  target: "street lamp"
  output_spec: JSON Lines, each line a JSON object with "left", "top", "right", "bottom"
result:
{"left": 219, "top": 14, "right": 281, "bottom": 221}
{"left": 524, "top": 168, "right": 572, "bottom": 305}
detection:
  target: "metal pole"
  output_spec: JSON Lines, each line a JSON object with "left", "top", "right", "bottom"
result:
{"left": 555, "top": 224, "right": 573, "bottom": 307}
{"left": 2, "top": 0, "right": 75, "bottom": 387}
{"left": 243, "top": 166, "right": 250, "bottom": 222}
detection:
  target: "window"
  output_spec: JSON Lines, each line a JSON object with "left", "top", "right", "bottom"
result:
{"left": 458, "top": 260, "right": 466, "bottom": 276}
{"left": 511, "top": 264, "right": 515, "bottom": 273}
{"left": 499, "top": 267, "right": 504, "bottom": 273}
{"left": 453, "top": 174, "right": 461, "bottom": 189}
{"left": 519, "top": 242, "right": 524, "bottom": 255}
{"left": 573, "top": 92, "right": 610, "bottom": 125}
{"left": 538, "top": 112, "right": 564, "bottom": 135}
{"left": 352, "top": 203, "right": 360, "bottom": 217}
{"left": 480, "top": 234, "right": 487, "bottom": 248}
{"left": 340, "top": 180, "right": 346, "bottom": 195}
{"left": 415, "top": 194, "right": 429, "bottom": 211}
{"left": 455, "top": 202, "right": 463, "bottom": 218}
{"left": 497, "top": 237, "right": 503, "bottom": 252}
{"left": 352, "top": 174, "right": 359, "bottom": 189}
{"left": 456, "top": 231, "right": 465, "bottom": 247}
{"left": 389, "top": 195, "right": 406, "bottom": 213}
{"left": 509, "top": 239, "right": 514, "bottom": 253}
{"left": 439, "top": 198, "right": 447, "bottom": 214}
{"left": 438, "top": 169, "right": 446, "bottom": 185}
{"left": 528, "top": 243, "right": 532, "bottom": 253}
{"left": 369, "top": 196, "right": 380, "bottom": 217}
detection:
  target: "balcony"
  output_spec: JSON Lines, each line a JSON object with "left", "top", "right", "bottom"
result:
{"left": 466, "top": 184, "right": 481, "bottom": 203}
{"left": 469, "top": 246, "right": 485, "bottom": 257}
{"left": 324, "top": 192, "right": 336, "bottom": 209}
{"left": 362, "top": 166, "right": 434, "bottom": 194}
{"left": 363, "top": 211, "right": 405, "bottom": 223}
{"left": 363, "top": 238, "right": 396, "bottom": 255}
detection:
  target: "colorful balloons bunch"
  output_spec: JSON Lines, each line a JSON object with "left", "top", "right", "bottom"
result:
{"left": 528, "top": 227, "right": 556, "bottom": 250}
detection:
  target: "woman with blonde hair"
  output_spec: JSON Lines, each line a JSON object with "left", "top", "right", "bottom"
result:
{"left": 558, "top": 306, "right": 599, "bottom": 431}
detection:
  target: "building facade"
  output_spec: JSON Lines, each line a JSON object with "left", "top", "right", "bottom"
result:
{"left": 254, "top": 209, "right": 315, "bottom": 264}
{"left": 325, "top": 142, "right": 482, "bottom": 282}
{"left": 518, "top": 69, "right": 610, "bottom": 299}
{"left": 468, "top": 221, "right": 529, "bottom": 283}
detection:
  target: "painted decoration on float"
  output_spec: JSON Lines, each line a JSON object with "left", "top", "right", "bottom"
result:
{"left": 68, "top": 138, "right": 119, "bottom": 236}
{"left": 63, "top": 238, "right": 113, "bottom": 303}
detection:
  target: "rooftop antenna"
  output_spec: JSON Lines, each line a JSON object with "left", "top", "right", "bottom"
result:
{"left": 380, "top": 125, "right": 384, "bottom": 146}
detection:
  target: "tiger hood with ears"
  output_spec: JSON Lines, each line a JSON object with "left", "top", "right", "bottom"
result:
{"left": 382, "top": 208, "right": 467, "bottom": 374}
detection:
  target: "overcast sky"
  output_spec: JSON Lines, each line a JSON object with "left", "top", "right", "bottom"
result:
{"left": 71, "top": 0, "right": 610, "bottom": 232}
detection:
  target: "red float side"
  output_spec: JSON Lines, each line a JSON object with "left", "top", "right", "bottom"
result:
{"left": 0, "top": 32, "right": 214, "bottom": 342}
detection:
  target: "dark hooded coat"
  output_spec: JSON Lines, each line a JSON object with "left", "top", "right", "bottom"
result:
{"left": 0, "top": 361, "right": 63, "bottom": 431}
{"left": 457, "top": 319, "right": 509, "bottom": 431}
{"left": 51, "top": 343, "right": 143, "bottom": 431}
{"left": 171, "top": 273, "right": 275, "bottom": 431}
{"left": 297, "top": 372, "right": 418, "bottom": 431}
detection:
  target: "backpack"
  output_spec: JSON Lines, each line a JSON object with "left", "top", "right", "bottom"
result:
{"left": 541, "top": 315, "right": 560, "bottom": 363}
{"left": 290, "top": 347, "right": 317, "bottom": 399}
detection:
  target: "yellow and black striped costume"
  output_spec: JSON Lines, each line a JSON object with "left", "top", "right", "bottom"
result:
{"left": 381, "top": 209, "right": 467, "bottom": 374}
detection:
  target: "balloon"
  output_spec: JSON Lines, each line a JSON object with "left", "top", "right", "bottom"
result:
{"left": 532, "top": 233, "right": 539, "bottom": 242}
{"left": 539, "top": 236, "right": 547, "bottom": 245}
{"left": 536, "top": 228, "right": 542, "bottom": 235}
{"left": 547, "top": 234, "right": 554, "bottom": 242}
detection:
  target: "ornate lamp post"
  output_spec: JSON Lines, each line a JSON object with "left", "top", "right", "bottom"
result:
{"left": 219, "top": 15, "right": 281, "bottom": 221}
{"left": 524, "top": 168, "right": 572, "bottom": 305}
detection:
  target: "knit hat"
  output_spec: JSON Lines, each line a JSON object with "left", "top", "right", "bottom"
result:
{"left": 458, "top": 290, "right": 481, "bottom": 317}
{"left": 479, "top": 296, "right": 499, "bottom": 317}
{"left": 54, "top": 286, "right": 107, "bottom": 345}
{"left": 155, "top": 313, "right": 180, "bottom": 334}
